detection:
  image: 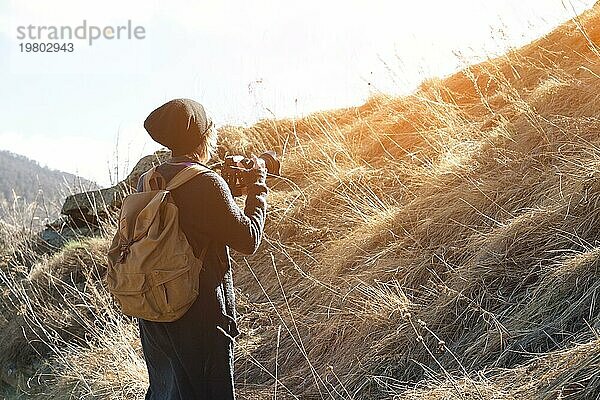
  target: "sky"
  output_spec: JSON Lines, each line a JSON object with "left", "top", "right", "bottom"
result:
{"left": 0, "top": 0, "right": 596, "bottom": 187}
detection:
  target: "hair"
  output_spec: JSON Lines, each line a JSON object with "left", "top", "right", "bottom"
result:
{"left": 173, "top": 124, "right": 218, "bottom": 163}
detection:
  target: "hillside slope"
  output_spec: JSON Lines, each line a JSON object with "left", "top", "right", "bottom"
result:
{"left": 1, "top": 4, "right": 600, "bottom": 400}
{"left": 0, "top": 150, "right": 98, "bottom": 221}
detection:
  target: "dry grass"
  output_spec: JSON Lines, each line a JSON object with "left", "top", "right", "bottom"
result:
{"left": 0, "top": 235, "right": 147, "bottom": 399}
{"left": 1, "top": 4, "right": 600, "bottom": 399}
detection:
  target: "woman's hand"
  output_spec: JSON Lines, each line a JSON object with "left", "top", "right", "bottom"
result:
{"left": 250, "top": 154, "right": 266, "bottom": 171}
{"left": 239, "top": 154, "right": 267, "bottom": 196}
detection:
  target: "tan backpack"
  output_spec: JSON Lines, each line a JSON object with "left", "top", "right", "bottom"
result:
{"left": 106, "top": 163, "right": 212, "bottom": 322}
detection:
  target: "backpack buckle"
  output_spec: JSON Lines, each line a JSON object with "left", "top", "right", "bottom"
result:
{"left": 118, "top": 242, "right": 132, "bottom": 263}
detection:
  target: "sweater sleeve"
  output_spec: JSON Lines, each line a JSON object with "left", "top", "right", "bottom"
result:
{"left": 176, "top": 171, "right": 268, "bottom": 256}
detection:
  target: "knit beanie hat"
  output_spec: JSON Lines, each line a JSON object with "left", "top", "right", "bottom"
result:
{"left": 144, "top": 98, "right": 213, "bottom": 155}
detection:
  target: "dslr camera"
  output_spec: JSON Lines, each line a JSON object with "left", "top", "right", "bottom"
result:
{"left": 218, "top": 150, "right": 280, "bottom": 197}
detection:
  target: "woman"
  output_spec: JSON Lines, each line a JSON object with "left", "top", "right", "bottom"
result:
{"left": 137, "top": 98, "right": 268, "bottom": 399}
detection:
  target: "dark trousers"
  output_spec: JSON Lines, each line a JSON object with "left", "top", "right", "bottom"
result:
{"left": 138, "top": 302, "right": 235, "bottom": 399}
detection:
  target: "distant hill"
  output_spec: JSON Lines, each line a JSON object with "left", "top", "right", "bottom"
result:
{"left": 0, "top": 150, "right": 99, "bottom": 222}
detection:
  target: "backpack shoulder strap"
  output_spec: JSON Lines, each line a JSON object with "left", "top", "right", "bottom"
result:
{"left": 141, "top": 166, "right": 167, "bottom": 192}
{"left": 166, "top": 164, "right": 213, "bottom": 191}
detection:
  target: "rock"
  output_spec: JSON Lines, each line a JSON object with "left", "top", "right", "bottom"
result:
{"left": 60, "top": 182, "right": 128, "bottom": 225}
{"left": 123, "top": 149, "right": 171, "bottom": 189}
{"left": 36, "top": 149, "right": 171, "bottom": 255}
{"left": 59, "top": 149, "right": 170, "bottom": 226}
{"left": 38, "top": 215, "right": 98, "bottom": 252}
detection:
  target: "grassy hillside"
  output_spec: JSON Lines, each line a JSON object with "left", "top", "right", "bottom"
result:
{"left": 1, "top": 4, "right": 600, "bottom": 399}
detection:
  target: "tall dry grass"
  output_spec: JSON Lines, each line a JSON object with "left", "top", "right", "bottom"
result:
{"left": 1, "top": 4, "right": 600, "bottom": 399}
